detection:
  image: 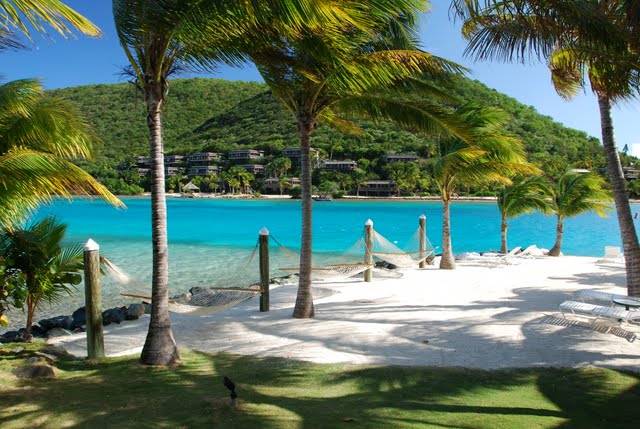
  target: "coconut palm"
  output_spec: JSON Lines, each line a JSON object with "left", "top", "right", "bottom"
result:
{"left": 266, "top": 157, "right": 291, "bottom": 195}
{"left": 0, "top": 0, "right": 100, "bottom": 50}
{"left": 0, "top": 216, "right": 84, "bottom": 341}
{"left": 547, "top": 172, "right": 612, "bottom": 256}
{"left": 250, "top": 1, "right": 468, "bottom": 317}
{"left": 113, "top": 0, "right": 341, "bottom": 363}
{"left": 451, "top": 0, "right": 640, "bottom": 293}
{"left": 497, "top": 175, "right": 552, "bottom": 254}
{"left": 434, "top": 105, "right": 537, "bottom": 269}
{"left": 0, "top": 79, "right": 122, "bottom": 229}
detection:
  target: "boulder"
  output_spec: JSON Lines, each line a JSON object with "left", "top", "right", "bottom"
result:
{"left": 71, "top": 307, "right": 86, "bottom": 328}
{"left": 38, "top": 315, "right": 73, "bottom": 331}
{"left": 102, "top": 307, "right": 127, "bottom": 326}
{"left": 143, "top": 302, "right": 152, "bottom": 314}
{"left": 125, "top": 303, "right": 145, "bottom": 320}
{"left": 13, "top": 364, "right": 56, "bottom": 378}
{"left": 46, "top": 328, "right": 72, "bottom": 338}
{"left": 0, "top": 330, "right": 25, "bottom": 343}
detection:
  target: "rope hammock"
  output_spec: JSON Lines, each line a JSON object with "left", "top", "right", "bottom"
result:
{"left": 370, "top": 227, "right": 435, "bottom": 268}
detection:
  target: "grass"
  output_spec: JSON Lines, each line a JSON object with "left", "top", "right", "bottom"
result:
{"left": 1, "top": 342, "right": 639, "bottom": 428}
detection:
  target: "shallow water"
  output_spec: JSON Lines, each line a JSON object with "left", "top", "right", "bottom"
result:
{"left": 2, "top": 196, "right": 635, "bottom": 329}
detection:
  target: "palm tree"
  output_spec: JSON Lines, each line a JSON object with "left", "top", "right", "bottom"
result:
{"left": 266, "top": 157, "right": 291, "bottom": 195}
{"left": 113, "top": 0, "right": 328, "bottom": 361}
{"left": 0, "top": 216, "right": 84, "bottom": 341}
{"left": 0, "top": 79, "right": 122, "bottom": 229}
{"left": 497, "top": 176, "right": 552, "bottom": 254}
{"left": 0, "top": 0, "right": 100, "bottom": 50}
{"left": 547, "top": 172, "right": 612, "bottom": 256}
{"left": 250, "top": 1, "right": 468, "bottom": 317}
{"left": 433, "top": 105, "right": 536, "bottom": 269}
{"left": 452, "top": 0, "right": 640, "bottom": 293}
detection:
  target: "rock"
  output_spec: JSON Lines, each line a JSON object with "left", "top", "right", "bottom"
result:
{"left": 40, "top": 345, "right": 71, "bottom": 359}
{"left": 11, "top": 346, "right": 25, "bottom": 354}
{"left": 170, "top": 292, "right": 192, "bottom": 304}
{"left": 102, "top": 307, "right": 127, "bottom": 326}
{"left": 143, "top": 302, "right": 152, "bottom": 314}
{"left": 38, "top": 315, "right": 73, "bottom": 331}
{"left": 46, "top": 328, "right": 72, "bottom": 338}
{"left": 13, "top": 364, "right": 56, "bottom": 378}
{"left": 125, "top": 303, "right": 145, "bottom": 320}
{"left": 31, "top": 325, "right": 46, "bottom": 338}
{"left": 26, "top": 356, "right": 40, "bottom": 363}
{"left": 0, "top": 330, "right": 25, "bottom": 343}
{"left": 71, "top": 307, "right": 86, "bottom": 328}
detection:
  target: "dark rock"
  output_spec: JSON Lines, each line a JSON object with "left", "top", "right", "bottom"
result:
{"left": 26, "top": 356, "right": 41, "bottom": 363}
{"left": 0, "top": 330, "right": 25, "bottom": 343}
{"left": 46, "top": 328, "right": 72, "bottom": 338}
{"left": 38, "top": 315, "right": 73, "bottom": 331}
{"left": 30, "top": 325, "right": 47, "bottom": 338}
{"left": 13, "top": 364, "right": 56, "bottom": 378}
{"left": 102, "top": 307, "right": 127, "bottom": 326}
{"left": 40, "top": 345, "right": 72, "bottom": 359}
{"left": 125, "top": 303, "right": 145, "bottom": 320}
{"left": 71, "top": 307, "right": 86, "bottom": 328}
{"left": 143, "top": 302, "right": 152, "bottom": 314}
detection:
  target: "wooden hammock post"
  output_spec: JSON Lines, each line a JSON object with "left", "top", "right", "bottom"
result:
{"left": 364, "top": 219, "right": 374, "bottom": 282}
{"left": 419, "top": 214, "right": 427, "bottom": 268}
{"left": 83, "top": 239, "right": 104, "bottom": 359}
{"left": 259, "top": 227, "right": 270, "bottom": 312}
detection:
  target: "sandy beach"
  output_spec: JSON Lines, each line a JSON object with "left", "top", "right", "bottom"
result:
{"left": 50, "top": 256, "right": 639, "bottom": 371}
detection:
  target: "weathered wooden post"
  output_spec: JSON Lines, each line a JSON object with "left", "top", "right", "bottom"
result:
{"left": 364, "top": 219, "right": 374, "bottom": 282}
{"left": 419, "top": 214, "right": 427, "bottom": 268}
{"left": 259, "top": 227, "right": 270, "bottom": 312}
{"left": 83, "top": 239, "right": 104, "bottom": 359}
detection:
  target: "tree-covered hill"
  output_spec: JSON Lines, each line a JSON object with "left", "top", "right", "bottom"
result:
{"left": 49, "top": 76, "right": 608, "bottom": 193}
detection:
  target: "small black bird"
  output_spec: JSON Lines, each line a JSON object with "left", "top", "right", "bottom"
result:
{"left": 223, "top": 376, "right": 238, "bottom": 405}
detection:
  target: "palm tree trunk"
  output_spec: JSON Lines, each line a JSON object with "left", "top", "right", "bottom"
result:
{"left": 140, "top": 97, "right": 179, "bottom": 365}
{"left": 440, "top": 197, "right": 456, "bottom": 269}
{"left": 548, "top": 215, "right": 563, "bottom": 257}
{"left": 293, "top": 116, "right": 315, "bottom": 318}
{"left": 25, "top": 286, "right": 35, "bottom": 342}
{"left": 500, "top": 214, "right": 508, "bottom": 254}
{"left": 598, "top": 96, "right": 640, "bottom": 296}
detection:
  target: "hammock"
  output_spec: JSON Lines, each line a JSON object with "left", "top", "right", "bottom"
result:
{"left": 370, "top": 227, "right": 435, "bottom": 268}
{"left": 279, "top": 263, "right": 374, "bottom": 281}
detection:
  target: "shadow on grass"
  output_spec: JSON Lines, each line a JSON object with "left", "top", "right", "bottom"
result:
{"left": 1, "top": 348, "right": 639, "bottom": 428}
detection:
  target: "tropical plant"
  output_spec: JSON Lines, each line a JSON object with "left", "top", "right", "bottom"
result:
{"left": 451, "top": 0, "right": 640, "bottom": 293}
{"left": 547, "top": 172, "right": 612, "bottom": 256}
{"left": 266, "top": 157, "right": 291, "bottom": 195}
{"left": 0, "top": 255, "right": 26, "bottom": 327}
{"left": 433, "top": 105, "right": 536, "bottom": 269}
{"left": 0, "top": 79, "right": 122, "bottom": 229}
{"left": 0, "top": 0, "right": 100, "bottom": 50}
{"left": 249, "top": 0, "right": 467, "bottom": 317}
{"left": 497, "top": 176, "right": 552, "bottom": 254}
{"left": 0, "top": 216, "right": 83, "bottom": 341}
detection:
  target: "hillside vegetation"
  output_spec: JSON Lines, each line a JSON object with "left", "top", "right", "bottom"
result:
{"left": 49, "top": 77, "right": 610, "bottom": 195}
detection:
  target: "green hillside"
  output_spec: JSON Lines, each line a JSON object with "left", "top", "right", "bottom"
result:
{"left": 49, "top": 76, "right": 608, "bottom": 195}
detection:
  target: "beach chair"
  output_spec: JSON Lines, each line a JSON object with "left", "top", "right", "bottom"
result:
{"left": 456, "top": 246, "right": 522, "bottom": 267}
{"left": 559, "top": 300, "right": 640, "bottom": 324}
{"left": 576, "top": 290, "right": 640, "bottom": 306}
{"left": 597, "top": 246, "right": 624, "bottom": 264}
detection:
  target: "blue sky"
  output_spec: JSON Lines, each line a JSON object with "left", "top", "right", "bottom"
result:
{"left": 3, "top": 1, "right": 638, "bottom": 151}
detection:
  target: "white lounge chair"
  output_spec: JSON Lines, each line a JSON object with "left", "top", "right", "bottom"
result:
{"left": 456, "top": 247, "right": 522, "bottom": 267}
{"left": 597, "top": 246, "right": 624, "bottom": 264}
{"left": 576, "top": 290, "right": 640, "bottom": 305}
{"left": 559, "top": 300, "right": 640, "bottom": 324}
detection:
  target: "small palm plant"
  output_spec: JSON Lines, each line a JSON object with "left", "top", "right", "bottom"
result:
{"left": 0, "top": 216, "right": 83, "bottom": 341}
{"left": 547, "top": 172, "right": 612, "bottom": 256}
{"left": 498, "top": 176, "right": 552, "bottom": 254}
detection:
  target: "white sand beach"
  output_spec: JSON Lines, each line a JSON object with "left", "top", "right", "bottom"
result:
{"left": 50, "top": 256, "right": 639, "bottom": 371}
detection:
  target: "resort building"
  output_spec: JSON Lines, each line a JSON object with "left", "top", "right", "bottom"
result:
{"left": 384, "top": 154, "right": 420, "bottom": 163}
{"left": 165, "top": 154, "right": 185, "bottom": 165}
{"left": 134, "top": 156, "right": 151, "bottom": 166}
{"left": 357, "top": 180, "right": 397, "bottom": 197}
{"left": 164, "top": 166, "right": 181, "bottom": 177}
{"left": 623, "top": 167, "right": 640, "bottom": 180}
{"left": 136, "top": 168, "right": 150, "bottom": 176}
{"left": 282, "top": 147, "right": 319, "bottom": 164}
{"left": 263, "top": 177, "right": 301, "bottom": 193}
{"left": 320, "top": 160, "right": 358, "bottom": 171}
{"left": 238, "top": 164, "right": 265, "bottom": 175}
{"left": 228, "top": 149, "right": 264, "bottom": 160}
{"left": 188, "top": 165, "right": 219, "bottom": 177}
{"left": 189, "top": 152, "right": 221, "bottom": 164}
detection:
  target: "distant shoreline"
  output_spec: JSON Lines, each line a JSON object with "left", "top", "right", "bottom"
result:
{"left": 150, "top": 192, "right": 500, "bottom": 202}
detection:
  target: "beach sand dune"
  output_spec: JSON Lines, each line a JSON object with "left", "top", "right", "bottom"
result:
{"left": 51, "top": 256, "right": 639, "bottom": 371}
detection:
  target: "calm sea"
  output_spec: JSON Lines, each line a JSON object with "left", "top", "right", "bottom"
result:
{"left": 2, "top": 196, "right": 635, "bottom": 328}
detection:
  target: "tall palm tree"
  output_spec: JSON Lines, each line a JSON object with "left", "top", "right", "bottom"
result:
{"left": 547, "top": 171, "right": 612, "bottom": 256}
{"left": 0, "top": 79, "right": 122, "bottom": 229}
{"left": 113, "top": 0, "right": 346, "bottom": 363}
{"left": 434, "top": 105, "right": 536, "bottom": 269}
{"left": 0, "top": 216, "right": 84, "bottom": 341}
{"left": 497, "top": 175, "right": 552, "bottom": 254}
{"left": 250, "top": 1, "right": 467, "bottom": 317}
{"left": 452, "top": 0, "right": 640, "bottom": 293}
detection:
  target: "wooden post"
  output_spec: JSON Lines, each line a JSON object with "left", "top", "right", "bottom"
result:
{"left": 364, "top": 219, "right": 374, "bottom": 282}
{"left": 419, "top": 214, "right": 427, "bottom": 268}
{"left": 83, "top": 239, "right": 104, "bottom": 359}
{"left": 259, "top": 227, "right": 270, "bottom": 312}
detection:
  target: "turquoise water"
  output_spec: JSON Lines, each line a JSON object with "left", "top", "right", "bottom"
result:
{"left": 3, "top": 196, "right": 632, "bottom": 328}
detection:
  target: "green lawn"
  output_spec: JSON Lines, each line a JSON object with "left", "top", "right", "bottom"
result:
{"left": 1, "top": 342, "right": 638, "bottom": 428}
